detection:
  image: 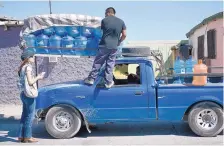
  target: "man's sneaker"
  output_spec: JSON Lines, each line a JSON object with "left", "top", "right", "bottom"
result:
{"left": 84, "top": 78, "right": 94, "bottom": 85}
{"left": 105, "top": 81, "right": 114, "bottom": 88}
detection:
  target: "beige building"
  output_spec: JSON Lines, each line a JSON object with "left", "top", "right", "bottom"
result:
{"left": 186, "top": 12, "right": 223, "bottom": 73}
{"left": 124, "top": 40, "right": 180, "bottom": 76}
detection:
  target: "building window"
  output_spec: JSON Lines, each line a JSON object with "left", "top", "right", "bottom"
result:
{"left": 207, "top": 29, "right": 216, "bottom": 59}
{"left": 197, "top": 35, "right": 204, "bottom": 59}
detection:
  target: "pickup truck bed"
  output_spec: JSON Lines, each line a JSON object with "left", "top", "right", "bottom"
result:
{"left": 157, "top": 83, "right": 223, "bottom": 120}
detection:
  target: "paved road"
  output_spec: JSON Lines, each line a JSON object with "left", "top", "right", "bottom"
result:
{"left": 0, "top": 119, "right": 223, "bottom": 145}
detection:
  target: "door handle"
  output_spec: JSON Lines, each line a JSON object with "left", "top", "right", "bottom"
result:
{"left": 135, "top": 91, "right": 144, "bottom": 95}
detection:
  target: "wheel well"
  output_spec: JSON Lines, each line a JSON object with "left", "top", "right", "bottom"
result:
{"left": 40, "top": 104, "right": 85, "bottom": 122}
{"left": 183, "top": 100, "right": 223, "bottom": 121}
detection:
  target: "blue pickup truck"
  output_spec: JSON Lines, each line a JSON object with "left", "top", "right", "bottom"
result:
{"left": 35, "top": 57, "right": 223, "bottom": 139}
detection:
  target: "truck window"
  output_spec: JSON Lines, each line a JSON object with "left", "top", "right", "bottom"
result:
{"left": 113, "top": 63, "right": 141, "bottom": 85}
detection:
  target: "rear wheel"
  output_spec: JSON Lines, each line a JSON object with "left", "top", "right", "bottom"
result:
{"left": 188, "top": 102, "right": 223, "bottom": 137}
{"left": 45, "top": 105, "right": 82, "bottom": 139}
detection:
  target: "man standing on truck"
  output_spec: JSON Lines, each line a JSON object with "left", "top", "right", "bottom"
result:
{"left": 84, "top": 7, "right": 127, "bottom": 88}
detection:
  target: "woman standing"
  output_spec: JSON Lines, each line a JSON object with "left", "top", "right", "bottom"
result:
{"left": 17, "top": 50, "right": 45, "bottom": 143}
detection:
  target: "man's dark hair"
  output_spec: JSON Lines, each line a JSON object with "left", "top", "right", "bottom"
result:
{"left": 106, "top": 7, "right": 116, "bottom": 14}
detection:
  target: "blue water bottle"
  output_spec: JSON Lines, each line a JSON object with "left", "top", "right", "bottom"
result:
{"left": 23, "top": 34, "right": 36, "bottom": 47}
{"left": 185, "top": 56, "right": 196, "bottom": 73}
{"left": 185, "top": 56, "right": 196, "bottom": 83}
{"left": 36, "top": 34, "right": 49, "bottom": 54}
{"left": 66, "top": 26, "right": 80, "bottom": 38}
{"left": 74, "top": 36, "right": 87, "bottom": 56}
{"left": 93, "top": 28, "right": 102, "bottom": 40}
{"left": 81, "top": 27, "right": 93, "bottom": 38}
{"left": 49, "top": 34, "right": 62, "bottom": 54}
{"left": 86, "top": 38, "right": 98, "bottom": 56}
{"left": 54, "top": 26, "right": 67, "bottom": 37}
{"left": 43, "top": 27, "right": 54, "bottom": 36}
{"left": 173, "top": 56, "right": 185, "bottom": 83}
{"left": 62, "top": 35, "right": 75, "bottom": 55}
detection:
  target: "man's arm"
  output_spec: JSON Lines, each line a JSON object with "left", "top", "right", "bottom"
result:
{"left": 118, "top": 21, "right": 127, "bottom": 46}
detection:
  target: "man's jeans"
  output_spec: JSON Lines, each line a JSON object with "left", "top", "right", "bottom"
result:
{"left": 18, "top": 92, "right": 36, "bottom": 138}
{"left": 88, "top": 47, "right": 117, "bottom": 84}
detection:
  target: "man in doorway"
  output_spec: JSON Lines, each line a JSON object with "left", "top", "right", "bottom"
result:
{"left": 84, "top": 7, "right": 127, "bottom": 88}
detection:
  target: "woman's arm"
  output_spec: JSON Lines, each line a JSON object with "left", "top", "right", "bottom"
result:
{"left": 26, "top": 70, "right": 41, "bottom": 86}
{"left": 26, "top": 66, "right": 43, "bottom": 86}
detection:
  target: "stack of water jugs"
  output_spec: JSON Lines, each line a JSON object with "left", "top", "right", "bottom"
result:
{"left": 173, "top": 56, "right": 197, "bottom": 84}
{"left": 22, "top": 26, "right": 102, "bottom": 56}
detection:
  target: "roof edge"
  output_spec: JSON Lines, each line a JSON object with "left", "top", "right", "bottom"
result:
{"left": 186, "top": 11, "right": 223, "bottom": 38}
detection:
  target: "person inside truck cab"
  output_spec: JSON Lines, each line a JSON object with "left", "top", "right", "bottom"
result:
{"left": 128, "top": 66, "right": 140, "bottom": 84}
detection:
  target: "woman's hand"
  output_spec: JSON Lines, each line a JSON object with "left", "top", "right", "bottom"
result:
{"left": 37, "top": 72, "right": 45, "bottom": 80}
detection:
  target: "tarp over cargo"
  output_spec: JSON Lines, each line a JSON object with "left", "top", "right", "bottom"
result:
{"left": 19, "top": 14, "right": 102, "bottom": 49}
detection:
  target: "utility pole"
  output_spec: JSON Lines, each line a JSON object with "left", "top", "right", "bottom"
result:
{"left": 49, "top": 0, "right": 52, "bottom": 14}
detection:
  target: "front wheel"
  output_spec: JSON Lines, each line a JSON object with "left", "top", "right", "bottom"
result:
{"left": 45, "top": 105, "right": 82, "bottom": 139}
{"left": 188, "top": 102, "right": 223, "bottom": 137}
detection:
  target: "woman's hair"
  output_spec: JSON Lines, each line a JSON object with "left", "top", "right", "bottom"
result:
{"left": 18, "top": 58, "right": 29, "bottom": 76}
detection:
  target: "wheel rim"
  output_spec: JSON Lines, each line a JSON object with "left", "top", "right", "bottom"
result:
{"left": 196, "top": 109, "right": 218, "bottom": 130}
{"left": 53, "top": 111, "right": 73, "bottom": 132}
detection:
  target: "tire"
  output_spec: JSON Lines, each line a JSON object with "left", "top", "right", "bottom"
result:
{"left": 122, "top": 46, "right": 151, "bottom": 57}
{"left": 45, "top": 105, "right": 82, "bottom": 139}
{"left": 188, "top": 102, "right": 223, "bottom": 137}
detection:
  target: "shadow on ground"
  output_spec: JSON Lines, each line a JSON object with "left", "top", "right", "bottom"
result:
{"left": 34, "top": 121, "right": 197, "bottom": 139}
{"left": 0, "top": 119, "right": 223, "bottom": 142}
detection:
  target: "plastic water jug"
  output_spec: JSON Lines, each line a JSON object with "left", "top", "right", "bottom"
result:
{"left": 192, "top": 60, "right": 208, "bottom": 86}
{"left": 43, "top": 27, "right": 54, "bottom": 36}
{"left": 62, "top": 36, "right": 74, "bottom": 48}
{"left": 54, "top": 27, "right": 67, "bottom": 37}
{"left": 174, "top": 56, "right": 185, "bottom": 74}
{"left": 74, "top": 36, "right": 87, "bottom": 56}
{"left": 185, "top": 56, "right": 197, "bottom": 73}
{"left": 93, "top": 28, "right": 102, "bottom": 39}
{"left": 49, "top": 35, "right": 62, "bottom": 54}
{"left": 173, "top": 56, "right": 185, "bottom": 83}
{"left": 74, "top": 36, "right": 87, "bottom": 48}
{"left": 35, "top": 34, "right": 49, "bottom": 54}
{"left": 81, "top": 27, "right": 93, "bottom": 38}
{"left": 23, "top": 34, "right": 36, "bottom": 47}
{"left": 36, "top": 34, "right": 49, "bottom": 47}
{"left": 66, "top": 26, "right": 79, "bottom": 38}
{"left": 61, "top": 36, "right": 75, "bottom": 55}
{"left": 86, "top": 38, "right": 98, "bottom": 56}
{"left": 32, "top": 30, "right": 42, "bottom": 36}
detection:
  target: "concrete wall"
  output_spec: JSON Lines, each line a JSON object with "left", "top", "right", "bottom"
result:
{"left": 188, "top": 18, "right": 223, "bottom": 73}
{"left": 0, "top": 26, "right": 93, "bottom": 105}
{"left": 0, "top": 26, "right": 21, "bottom": 48}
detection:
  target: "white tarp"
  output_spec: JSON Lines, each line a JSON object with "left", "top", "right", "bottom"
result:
{"left": 19, "top": 14, "right": 102, "bottom": 49}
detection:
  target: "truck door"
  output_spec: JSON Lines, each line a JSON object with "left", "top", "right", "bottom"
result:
{"left": 91, "top": 63, "right": 150, "bottom": 120}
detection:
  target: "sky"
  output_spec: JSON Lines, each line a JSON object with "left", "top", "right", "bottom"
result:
{"left": 0, "top": 0, "right": 223, "bottom": 41}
